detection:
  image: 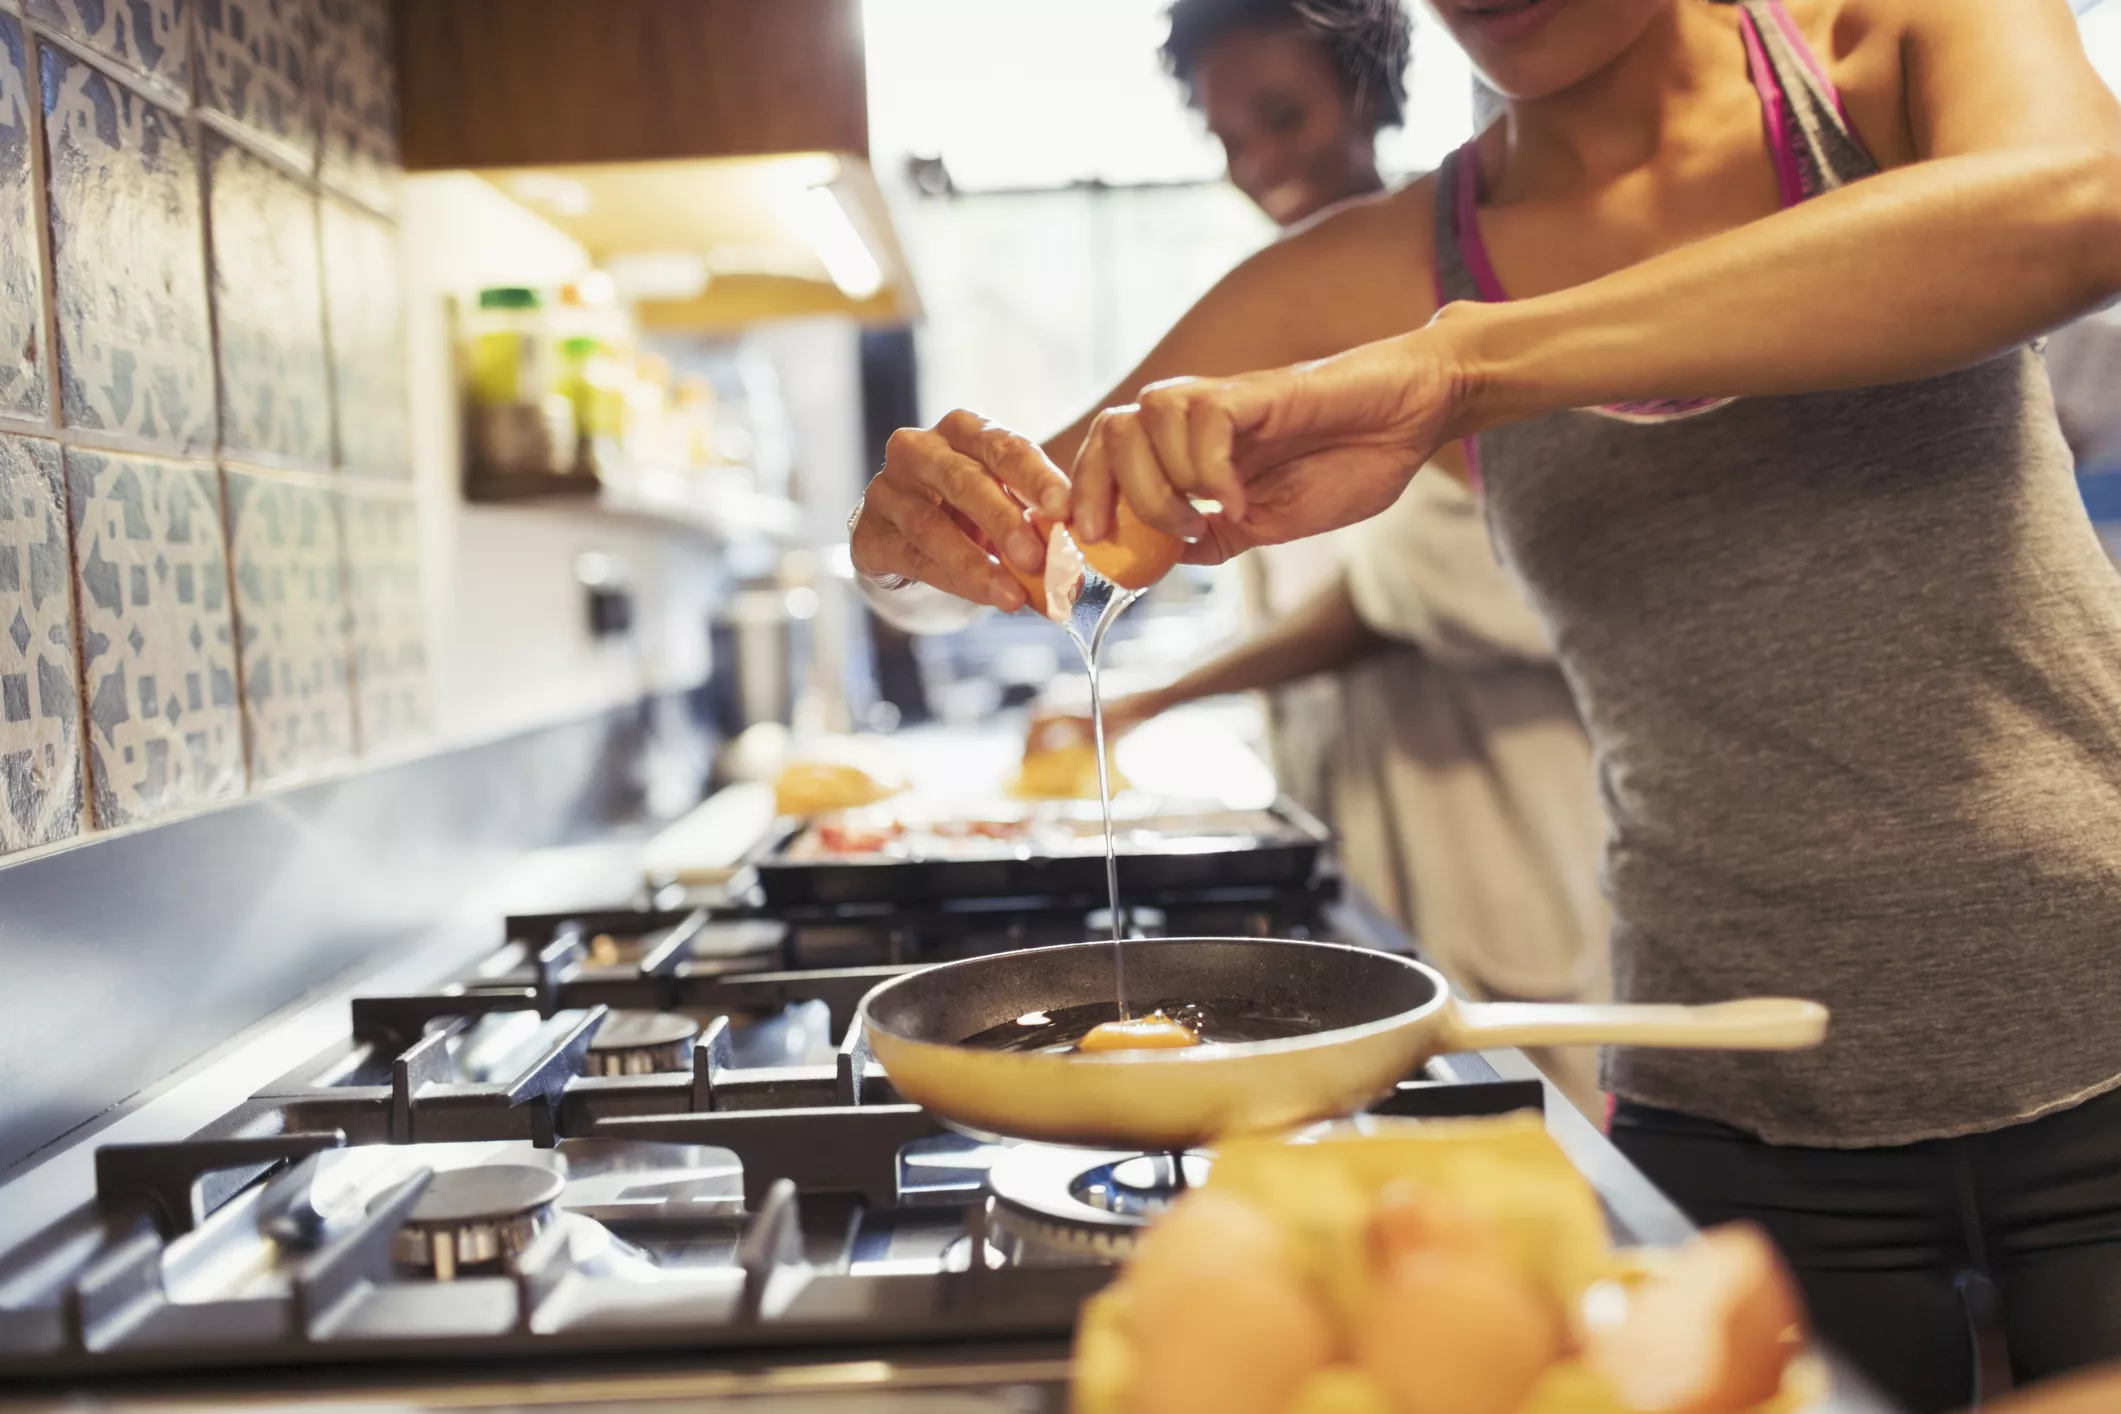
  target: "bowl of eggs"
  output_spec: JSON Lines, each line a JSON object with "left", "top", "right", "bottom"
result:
{"left": 1070, "top": 1115, "right": 1826, "bottom": 1414}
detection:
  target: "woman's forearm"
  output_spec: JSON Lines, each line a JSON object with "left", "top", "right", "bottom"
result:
{"left": 1145, "top": 573, "right": 1386, "bottom": 713}
{"left": 1438, "top": 147, "right": 2121, "bottom": 436}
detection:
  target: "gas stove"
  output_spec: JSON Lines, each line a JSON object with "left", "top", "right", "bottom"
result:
{"left": 0, "top": 883, "right": 1565, "bottom": 1408}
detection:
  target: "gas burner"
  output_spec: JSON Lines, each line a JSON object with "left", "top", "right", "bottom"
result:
{"left": 985, "top": 1145, "right": 1212, "bottom": 1258}
{"left": 383, "top": 1164, "right": 566, "bottom": 1280}
{"left": 586, "top": 1010, "right": 702, "bottom": 1075}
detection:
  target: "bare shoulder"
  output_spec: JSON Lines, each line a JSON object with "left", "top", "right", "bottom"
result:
{"left": 1230, "top": 175, "right": 1444, "bottom": 358}
{"left": 1773, "top": 0, "right": 1929, "bottom": 166}
{"left": 1801, "top": 0, "right": 2062, "bottom": 53}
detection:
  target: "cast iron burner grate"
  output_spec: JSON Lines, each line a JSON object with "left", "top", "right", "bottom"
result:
{"left": 0, "top": 898, "right": 1543, "bottom": 1385}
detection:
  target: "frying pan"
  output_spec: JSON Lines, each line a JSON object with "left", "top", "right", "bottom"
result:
{"left": 859, "top": 937, "right": 1827, "bottom": 1149}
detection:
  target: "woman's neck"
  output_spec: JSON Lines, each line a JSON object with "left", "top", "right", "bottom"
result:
{"left": 1484, "top": 1, "right": 1745, "bottom": 200}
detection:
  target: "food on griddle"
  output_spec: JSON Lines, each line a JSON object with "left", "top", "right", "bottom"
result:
{"left": 1077, "top": 1012, "right": 1201, "bottom": 1052}
{"left": 1010, "top": 724, "right": 1129, "bottom": 801}
{"left": 773, "top": 757, "right": 903, "bottom": 817}
{"left": 1072, "top": 1117, "right": 1818, "bottom": 1414}
{"left": 813, "top": 818, "right": 906, "bottom": 854}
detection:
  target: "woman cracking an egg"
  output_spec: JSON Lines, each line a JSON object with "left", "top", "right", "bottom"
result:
{"left": 854, "top": 0, "right": 2121, "bottom": 1406}
{"left": 860, "top": 0, "right": 1613, "bottom": 1118}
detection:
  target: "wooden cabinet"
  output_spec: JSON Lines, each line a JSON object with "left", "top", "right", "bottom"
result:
{"left": 394, "top": 0, "right": 869, "bottom": 170}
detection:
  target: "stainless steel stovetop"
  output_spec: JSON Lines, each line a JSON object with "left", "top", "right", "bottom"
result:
{"left": 0, "top": 877, "right": 1818, "bottom": 1412}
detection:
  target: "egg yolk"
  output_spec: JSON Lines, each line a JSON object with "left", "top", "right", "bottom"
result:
{"left": 1078, "top": 1013, "right": 1201, "bottom": 1052}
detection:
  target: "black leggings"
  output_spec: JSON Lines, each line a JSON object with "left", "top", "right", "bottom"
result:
{"left": 1611, "top": 1089, "right": 2121, "bottom": 1413}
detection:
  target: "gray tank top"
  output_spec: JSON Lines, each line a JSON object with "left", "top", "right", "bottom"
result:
{"left": 1436, "top": 0, "right": 2121, "bottom": 1146}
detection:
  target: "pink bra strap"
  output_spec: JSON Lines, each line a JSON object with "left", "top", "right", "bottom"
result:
{"left": 1453, "top": 145, "right": 1510, "bottom": 304}
{"left": 1738, "top": 8, "right": 1806, "bottom": 209}
{"left": 1763, "top": 0, "right": 1856, "bottom": 128}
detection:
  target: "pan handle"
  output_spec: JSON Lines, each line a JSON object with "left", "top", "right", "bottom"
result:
{"left": 1439, "top": 998, "right": 1829, "bottom": 1053}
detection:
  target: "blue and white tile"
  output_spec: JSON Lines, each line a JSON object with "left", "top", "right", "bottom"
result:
{"left": 25, "top": 0, "right": 189, "bottom": 95}
{"left": 313, "top": 0, "right": 392, "bottom": 210}
{"left": 320, "top": 195, "right": 405, "bottom": 477}
{"left": 196, "top": 0, "right": 315, "bottom": 171}
{"left": 40, "top": 44, "right": 214, "bottom": 452}
{"left": 225, "top": 468, "right": 353, "bottom": 783}
{"left": 0, "top": 435, "right": 82, "bottom": 852}
{"left": 66, "top": 448, "right": 243, "bottom": 825}
{"left": 207, "top": 134, "right": 330, "bottom": 466}
{"left": 0, "top": 15, "right": 46, "bottom": 419}
{"left": 340, "top": 483, "right": 425, "bottom": 750}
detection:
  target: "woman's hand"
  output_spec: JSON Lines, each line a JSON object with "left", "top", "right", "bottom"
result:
{"left": 1069, "top": 330, "right": 1469, "bottom": 564}
{"left": 850, "top": 410, "right": 1074, "bottom": 613}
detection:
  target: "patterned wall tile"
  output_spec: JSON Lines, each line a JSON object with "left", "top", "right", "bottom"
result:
{"left": 340, "top": 485, "right": 425, "bottom": 750}
{"left": 40, "top": 44, "right": 214, "bottom": 452}
{"left": 66, "top": 448, "right": 243, "bottom": 825}
{"left": 25, "top": 0, "right": 189, "bottom": 95}
{"left": 196, "top": 0, "right": 314, "bottom": 171}
{"left": 312, "top": 0, "right": 391, "bottom": 211}
{"left": 224, "top": 468, "right": 352, "bottom": 783}
{"left": 0, "top": 435, "right": 82, "bottom": 852}
{"left": 0, "top": 15, "right": 46, "bottom": 419}
{"left": 319, "top": 196, "right": 404, "bottom": 477}
{"left": 207, "top": 133, "right": 330, "bottom": 466}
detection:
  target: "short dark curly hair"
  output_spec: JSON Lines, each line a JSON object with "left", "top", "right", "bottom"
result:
{"left": 1162, "top": 0, "right": 1413, "bottom": 131}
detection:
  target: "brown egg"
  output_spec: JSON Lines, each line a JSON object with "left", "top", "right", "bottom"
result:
{"left": 1079, "top": 497, "right": 1185, "bottom": 590}
{"left": 1122, "top": 1192, "right": 1337, "bottom": 1414}
{"left": 1354, "top": 1249, "right": 1563, "bottom": 1414}
{"left": 1000, "top": 512, "right": 1084, "bottom": 621}
{"left": 1368, "top": 1181, "right": 1499, "bottom": 1271}
{"left": 1125, "top": 1190, "right": 1287, "bottom": 1320}
{"left": 1078, "top": 1013, "right": 1201, "bottom": 1053}
{"left": 1586, "top": 1224, "right": 1807, "bottom": 1413}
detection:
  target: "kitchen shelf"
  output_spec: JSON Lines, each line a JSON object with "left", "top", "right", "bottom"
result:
{"left": 465, "top": 475, "right": 809, "bottom": 544}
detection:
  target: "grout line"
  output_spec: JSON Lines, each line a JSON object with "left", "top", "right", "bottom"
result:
{"left": 334, "top": 481, "right": 365, "bottom": 758}
{"left": 218, "top": 459, "right": 347, "bottom": 494}
{"left": 186, "top": 0, "right": 256, "bottom": 803}
{"left": 19, "top": 4, "right": 98, "bottom": 835}
{"left": 0, "top": 420, "right": 218, "bottom": 467}
{"left": 317, "top": 172, "right": 399, "bottom": 227}
{"left": 206, "top": 443, "right": 338, "bottom": 477}
{"left": 24, "top": 22, "right": 185, "bottom": 115}
{"left": 217, "top": 457, "right": 255, "bottom": 794}
{"left": 195, "top": 105, "right": 321, "bottom": 189}
{"left": 17, "top": 14, "right": 62, "bottom": 435}
{"left": 332, "top": 473, "right": 419, "bottom": 501}
{"left": 315, "top": 187, "right": 347, "bottom": 482}
{"left": 303, "top": 0, "right": 371, "bottom": 772}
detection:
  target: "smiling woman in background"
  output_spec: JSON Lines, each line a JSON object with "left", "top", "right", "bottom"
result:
{"left": 864, "top": 0, "right": 1613, "bottom": 1116}
{"left": 854, "top": 0, "right": 2121, "bottom": 1405}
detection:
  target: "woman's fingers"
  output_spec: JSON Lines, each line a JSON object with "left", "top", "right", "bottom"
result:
{"left": 884, "top": 424, "right": 1045, "bottom": 575}
{"left": 935, "top": 410, "right": 1072, "bottom": 520}
{"left": 864, "top": 477, "right": 1027, "bottom": 611}
{"left": 1070, "top": 407, "right": 1121, "bottom": 544}
{"left": 1071, "top": 382, "right": 1253, "bottom": 542}
{"left": 1183, "top": 388, "right": 1249, "bottom": 524}
{"left": 1106, "top": 405, "right": 1208, "bottom": 542}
